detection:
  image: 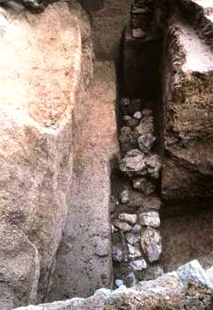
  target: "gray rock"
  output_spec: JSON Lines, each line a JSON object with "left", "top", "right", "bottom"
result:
{"left": 119, "top": 149, "right": 146, "bottom": 176}
{"left": 111, "top": 224, "right": 116, "bottom": 233}
{"left": 115, "top": 279, "right": 124, "bottom": 288}
{"left": 126, "top": 233, "right": 139, "bottom": 245}
{"left": 133, "top": 111, "right": 142, "bottom": 120}
{"left": 140, "top": 228, "right": 162, "bottom": 263}
{"left": 145, "top": 154, "right": 162, "bottom": 179}
{"left": 133, "top": 177, "right": 156, "bottom": 195}
{"left": 120, "top": 97, "right": 130, "bottom": 106}
{"left": 138, "top": 133, "right": 156, "bottom": 153}
{"left": 127, "top": 118, "right": 140, "bottom": 128}
{"left": 120, "top": 150, "right": 162, "bottom": 179}
{"left": 127, "top": 244, "right": 141, "bottom": 260}
{"left": 119, "top": 213, "right": 137, "bottom": 225}
{"left": 132, "top": 28, "right": 146, "bottom": 39}
{"left": 142, "top": 265, "right": 164, "bottom": 281}
{"left": 125, "top": 272, "right": 138, "bottom": 287}
{"left": 120, "top": 190, "right": 130, "bottom": 204}
{"left": 136, "top": 114, "right": 154, "bottom": 136}
{"left": 140, "top": 211, "right": 160, "bottom": 228}
{"left": 132, "top": 224, "right": 141, "bottom": 234}
{"left": 112, "top": 246, "right": 123, "bottom": 263}
{"left": 114, "top": 220, "right": 132, "bottom": 232}
{"left": 130, "top": 259, "right": 147, "bottom": 271}
{"left": 177, "top": 260, "right": 213, "bottom": 290}
{"left": 123, "top": 115, "right": 132, "bottom": 122}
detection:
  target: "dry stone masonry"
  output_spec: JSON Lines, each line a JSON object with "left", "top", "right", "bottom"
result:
{"left": 111, "top": 98, "right": 163, "bottom": 287}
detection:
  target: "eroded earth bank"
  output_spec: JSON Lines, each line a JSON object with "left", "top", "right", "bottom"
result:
{"left": 0, "top": 0, "right": 212, "bottom": 309}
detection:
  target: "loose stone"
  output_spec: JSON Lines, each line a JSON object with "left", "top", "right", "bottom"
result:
{"left": 126, "top": 118, "right": 140, "bottom": 128}
{"left": 120, "top": 97, "right": 130, "bottom": 106}
{"left": 140, "top": 228, "right": 162, "bottom": 263}
{"left": 132, "top": 28, "right": 146, "bottom": 39}
{"left": 133, "top": 177, "right": 156, "bottom": 195}
{"left": 126, "top": 232, "right": 139, "bottom": 245}
{"left": 145, "top": 154, "right": 162, "bottom": 179}
{"left": 140, "top": 211, "right": 160, "bottom": 228}
{"left": 127, "top": 244, "right": 141, "bottom": 260}
{"left": 125, "top": 272, "right": 138, "bottom": 287}
{"left": 119, "top": 149, "right": 146, "bottom": 176}
{"left": 114, "top": 220, "right": 132, "bottom": 232}
{"left": 136, "top": 114, "right": 154, "bottom": 136}
{"left": 118, "top": 213, "right": 137, "bottom": 225}
{"left": 132, "top": 224, "right": 141, "bottom": 234}
{"left": 115, "top": 279, "right": 124, "bottom": 288}
{"left": 120, "top": 190, "right": 130, "bottom": 204}
{"left": 112, "top": 246, "right": 123, "bottom": 263}
{"left": 133, "top": 111, "right": 142, "bottom": 120}
{"left": 123, "top": 115, "right": 132, "bottom": 122}
{"left": 130, "top": 259, "right": 147, "bottom": 271}
{"left": 138, "top": 133, "right": 156, "bottom": 153}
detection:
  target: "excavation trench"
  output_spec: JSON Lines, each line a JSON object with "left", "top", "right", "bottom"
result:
{"left": 49, "top": 0, "right": 213, "bottom": 301}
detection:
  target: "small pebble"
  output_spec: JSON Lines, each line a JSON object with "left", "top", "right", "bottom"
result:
{"left": 132, "top": 224, "right": 141, "bottom": 234}
{"left": 114, "top": 220, "right": 132, "bottom": 232}
{"left": 130, "top": 259, "right": 147, "bottom": 271}
{"left": 115, "top": 279, "right": 124, "bottom": 288}
{"left": 140, "top": 211, "right": 160, "bottom": 228}
{"left": 125, "top": 272, "right": 138, "bottom": 287}
{"left": 120, "top": 98, "right": 130, "bottom": 106}
{"left": 118, "top": 213, "right": 137, "bottom": 225}
{"left": 112, "top": 246, "right": 123, "bottom": 263}
{"left": 127, "top": 244, "right": 141, "bottom": 260}
{"left": 133, "top": 111, "right": 142, "bottom": 120}
{"left": 120, "top": 190, "right": 130, "bottom": 204}
{"left": 126, "top": 233, "right": 139, "bottom": 245}
{"left": 123, "top": 115, "right": 132, "bottom": 122}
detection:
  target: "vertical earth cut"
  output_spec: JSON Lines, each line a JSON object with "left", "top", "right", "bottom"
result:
{"left": 161, "top": 2, "right": 213, "bottom": 202}
{"left": 0, "top": 1, "right": 93, "bottom": 308}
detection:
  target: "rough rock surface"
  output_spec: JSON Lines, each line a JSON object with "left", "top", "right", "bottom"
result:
{"left": 161, "top": 8, "right": 213, "bottom": 202}
{"left": 0, "top": 1, "right": 93, "bottom": 308}
{"left": 13, "top": 260, "right": 213, "bottom": 310}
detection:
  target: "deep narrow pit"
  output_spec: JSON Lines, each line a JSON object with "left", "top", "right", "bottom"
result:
{"left": 110, "top": 0, "right": 164, "bottom": 287}
{"left": 110, "top": 0, "right": 213, "bottom": 288}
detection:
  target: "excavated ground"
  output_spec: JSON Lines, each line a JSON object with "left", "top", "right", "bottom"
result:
{"left": 50, "top": 61, "right": 119, "bottom": 301}
{"left": 161, "top": 201, "right": 213, "bottom": 273}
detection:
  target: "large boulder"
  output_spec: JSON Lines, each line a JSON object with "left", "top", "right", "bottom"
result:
{"left": 0, "top": 1, "right": 93, "bottom": 308}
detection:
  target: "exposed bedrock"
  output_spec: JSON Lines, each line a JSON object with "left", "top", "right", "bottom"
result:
{"left": 0, "top": 1, "right": 93, "bottom": 308}
{"left": 160, "top": 6, "right": 213, "bottom": 202}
